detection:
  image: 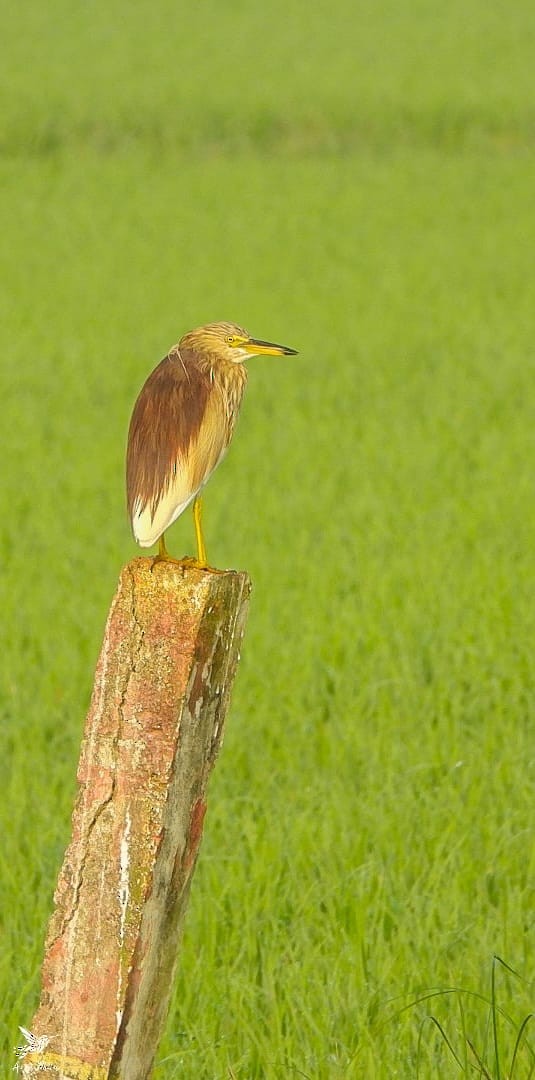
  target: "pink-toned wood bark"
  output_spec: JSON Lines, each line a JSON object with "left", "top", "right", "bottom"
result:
{"left": 19, "top": 558, "right": 250, "bottom": 1080}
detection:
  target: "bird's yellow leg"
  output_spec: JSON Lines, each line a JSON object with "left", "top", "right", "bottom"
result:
{"left": 193, "top": 496, "right": 207, "bottom": 567}
{"left": 158, "top": 533, "right": 169, "bottom": 560}
{"left": 154, "top": 533, "right": 181, "bottom": 564}
{"left": 153, "top": 511, "right": 209, "bottom": 570}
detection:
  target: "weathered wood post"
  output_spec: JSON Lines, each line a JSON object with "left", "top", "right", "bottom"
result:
{"left": 16, "top": 557, "right": 250, "bottom": 1079}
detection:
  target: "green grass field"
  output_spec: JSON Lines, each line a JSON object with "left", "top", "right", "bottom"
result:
{"left": 1, "top": 2, "right": 535, "bottom": 1076}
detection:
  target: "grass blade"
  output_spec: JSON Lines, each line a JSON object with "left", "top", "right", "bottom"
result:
{"left": 491, "top": 955, "right": 501, "bottom": 1080}
{"left": 509, "top": 1013, "right": 535, "bottom": 1078}
{"left": 417, "top": 1015, "right": 465, "bottom": 1076}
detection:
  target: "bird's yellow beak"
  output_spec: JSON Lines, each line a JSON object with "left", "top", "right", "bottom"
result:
{"left": 246, "top": 337, "right": 298, "bottom": 356}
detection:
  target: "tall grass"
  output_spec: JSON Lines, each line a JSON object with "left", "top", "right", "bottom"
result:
{"left": 1, "top": 2, "right": 534, "bottom": 1075}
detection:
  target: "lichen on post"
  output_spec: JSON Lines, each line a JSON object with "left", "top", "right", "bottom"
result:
{"left": 18, "top": 557, "right": 251, "bottom": 1080}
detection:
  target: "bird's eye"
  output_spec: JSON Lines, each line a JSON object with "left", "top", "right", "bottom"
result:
{"left": 226, "top": 335, "right": 235, "bottom": 344}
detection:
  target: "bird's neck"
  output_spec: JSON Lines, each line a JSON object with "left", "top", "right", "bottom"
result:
{"left": 196, "top": 353, "right": 248, "bottom": 389}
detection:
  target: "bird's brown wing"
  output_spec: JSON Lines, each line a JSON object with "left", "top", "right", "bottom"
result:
{"left": 126, "top": 349, "right": 229, "bottom": 546}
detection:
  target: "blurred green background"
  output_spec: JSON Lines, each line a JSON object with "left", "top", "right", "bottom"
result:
{"left": 1, "top": 2, "right": 534, "bottom": 1076}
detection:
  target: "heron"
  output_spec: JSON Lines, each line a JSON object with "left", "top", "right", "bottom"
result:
{"left": 126, "top": 321, "right": 297, "bottom": 566}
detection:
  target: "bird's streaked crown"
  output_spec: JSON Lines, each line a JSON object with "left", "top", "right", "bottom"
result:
{"left": 179, "top": 321, "right": 297, "bottom": 363}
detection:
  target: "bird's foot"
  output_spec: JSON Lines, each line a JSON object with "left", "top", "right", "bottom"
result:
{"left": 151, "top": 552, "right": 209, "bottom": 572}
{"left": 151, "top": 537, "right": 224, "bottom": 573}
{"left": 151, "top": 551, "right": 183, "bottom": 567}
{"left": 151, "top": 534, "right": 198, "bottom": 568}
{"left": 178, "top": 555, "right": 207, "bottom": 569}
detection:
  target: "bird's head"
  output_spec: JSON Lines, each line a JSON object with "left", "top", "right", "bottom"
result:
{"left": 179, "top": 321, "right": 298, "bottom": 364}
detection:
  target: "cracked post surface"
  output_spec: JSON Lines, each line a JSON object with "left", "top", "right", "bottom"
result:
{"left": 24, "top": 558, "right": 251, "bottom": 1080}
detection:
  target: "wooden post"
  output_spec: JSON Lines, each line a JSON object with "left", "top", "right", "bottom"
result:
{"left": 17, "top": 558, "right": 251, "bottom": 1080}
